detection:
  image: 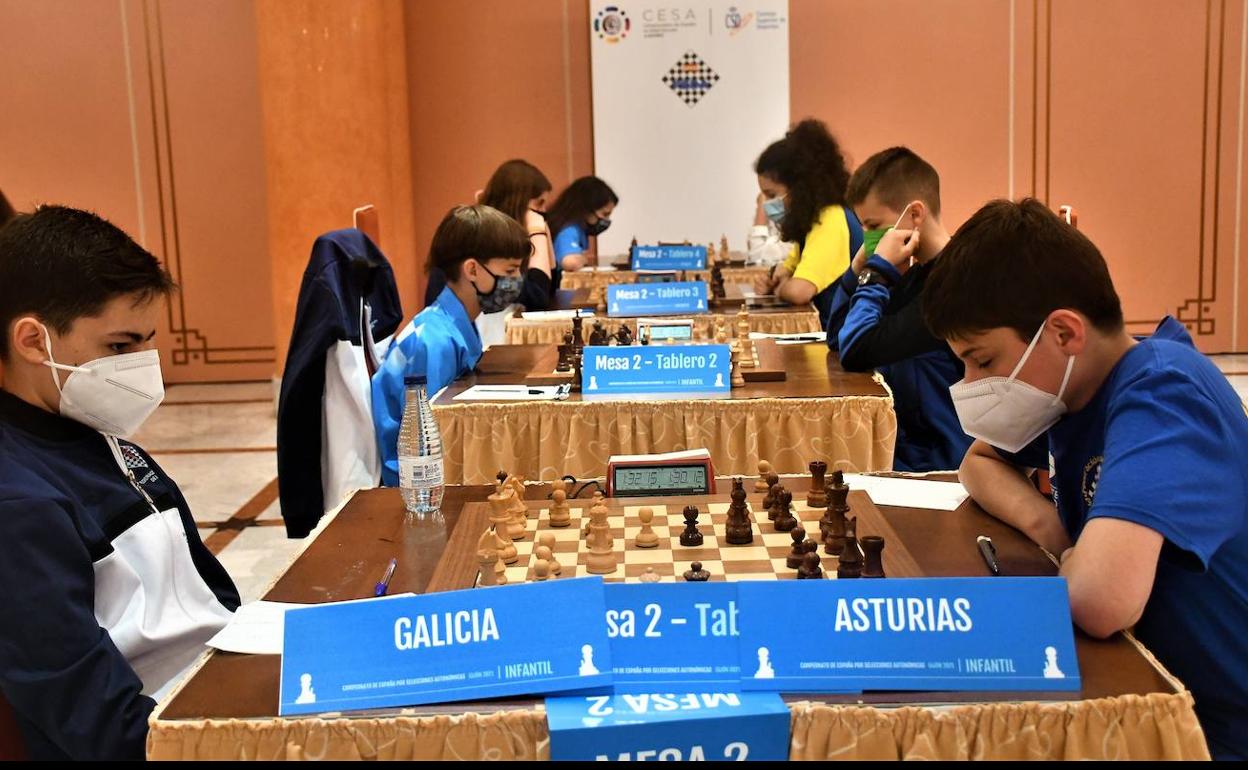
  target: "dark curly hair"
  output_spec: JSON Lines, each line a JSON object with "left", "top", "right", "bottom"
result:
{"left": 754, "top": 119, "right": 851, "bottom": 245}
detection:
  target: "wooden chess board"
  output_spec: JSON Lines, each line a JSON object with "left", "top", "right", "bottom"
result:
{"left": 425, "top": 489, "right": 921, "bottom": 591}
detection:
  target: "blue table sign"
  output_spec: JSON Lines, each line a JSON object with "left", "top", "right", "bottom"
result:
{"left": 632, "top": 244, "right": 708, "bottom": 271}
{"left": 736, "top": 577, "right": 1081, "bottom": 693}
{"left": 546, "top": 691, "right": 790, "bottom": 761}
{"left": 279, "top": 577, "right": 613, "bottom": 715}
{"left": 581, "top": 344, "right": 731, "bottom": 395}
{"left": 607, "top": 281, "right": 709, "bottom": 317}
{"left": 605, "top": 583, "right": 742, "bottom": 691}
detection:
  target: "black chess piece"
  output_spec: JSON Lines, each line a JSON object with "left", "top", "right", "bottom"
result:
{"left": 837, "top": 517, "right": 863, "bottom": 578}
{"left": 807, "top": 460, "right": 828, "bottom": 508}
{"left": 615, "top": 324, "right": 634, "bottom": 346}
{"left": 774, "top": 489, "right": 797, "bottom": 532}
{"left": 786, "top": 526, "right": 807, "bottom": 569}
{"left": 797, "top": 551, "right": 824, "bottom": 579}
{"left": 683, "top": 561, "right": 710, "bottom": 582}
{"left": 861, "top": 536, "right": 886, "bottom": 578}
{"left": 571, "top": 349, "right": 584, "bottom": 393}
{"left": 821, "top": 477, "right": 848, "bottom": 554}
{"left": 571, "top": 316, "right": 585, "bottom": 352}
{"left": 589, "top": 321, "right": 609, "bottom": 346}
{"left": 496, "top": 470, "right": 508, "bottom": 486}
{"left": 761, "top": 477, "right": 781, "bottom": 513}
{"left": 679, "top": 505, "right": 704, "bottom": 547}
{"left": 726, "top": 478, "right": 753, "bottom": 545}
{"left": 556, "top": 332, "right": 574, "bottom": 372}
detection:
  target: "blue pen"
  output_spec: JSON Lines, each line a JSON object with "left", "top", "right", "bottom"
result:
{"left": 374, "top": 558, "right": 398, "bottom": 597}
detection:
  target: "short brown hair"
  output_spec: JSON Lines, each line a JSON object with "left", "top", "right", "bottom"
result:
{"left": 846, "top": 146, "right": 942, "bottom": 218}
{"left": 922, "top": 198, "right": 1124, "bottom": 341}
{"left": 428, "top": 205, "right": 531, "bottom": 280}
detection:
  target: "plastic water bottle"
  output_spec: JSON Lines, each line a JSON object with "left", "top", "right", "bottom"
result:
{"left": 398, "top": 375, "right": 444, "bottom": 515}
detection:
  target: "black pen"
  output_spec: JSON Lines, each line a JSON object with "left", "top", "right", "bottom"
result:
{"left": 977, "top": 535, "right": 1001, "bottom": 576}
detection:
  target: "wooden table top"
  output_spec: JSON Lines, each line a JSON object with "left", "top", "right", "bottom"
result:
{"left": 433, "top": 343, "right": 887, "bottom": 405}
{"left": 160, "top": 478, "right": 1177, "bottom": 722}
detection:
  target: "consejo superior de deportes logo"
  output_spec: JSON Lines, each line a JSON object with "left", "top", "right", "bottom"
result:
{"left": 595, "top": 5, "right": 630, "bottom": 43}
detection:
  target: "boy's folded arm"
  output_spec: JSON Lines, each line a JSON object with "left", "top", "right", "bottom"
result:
{"left": 959, "top": 440, "right": 1072, "bottom": 555}
{"left": 0, "top": 497, "right": 153, "bottom": 759}
{"left": 1059, "top": 517, "right": 1163, "bottom": 639}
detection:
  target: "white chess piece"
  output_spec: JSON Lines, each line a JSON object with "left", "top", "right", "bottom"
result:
{"left": 578, "top": 644, "right": 600, "bottom": 676}
{"left": 714, "top": 372, "right": 725, "bottom": 388}
{"left": 696, "top": 299, "right": 705, "bottom": 309}
{"left": 295, "top": 673, "right": 317, "bottom": 704}
{"left": 588, "top": 375, "right": 599, "bottom": 391}
{"left": 611, "top": 301, "right": 620, "bottom": 314}
{"left": 753, "top": 647, "right": 775, "bottom": 679}
{"left": 1043, "top": 646, "right": 1065, "bottom": 679}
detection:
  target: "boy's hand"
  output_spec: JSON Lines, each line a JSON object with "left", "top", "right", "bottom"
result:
{"left": 873, "top": 228, "right": 921, "bottom": 273}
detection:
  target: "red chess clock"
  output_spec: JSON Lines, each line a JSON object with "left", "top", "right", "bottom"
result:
{"left": 606, "top": 450, "right": 716, "bottom": 498}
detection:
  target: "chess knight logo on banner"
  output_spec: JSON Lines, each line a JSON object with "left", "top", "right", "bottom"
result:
{"left": 662, "top": 50, "right": 720, "bottom": 107}
{"left": 594, "top": 5, "right": 630, "bottom": 43}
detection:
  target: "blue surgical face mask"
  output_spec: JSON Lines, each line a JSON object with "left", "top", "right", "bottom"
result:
{"left": 473, "top": 262, "right": 523, "bottom": 313}
{"left": 762, "top": 196, "right": 786, "bottom": 224}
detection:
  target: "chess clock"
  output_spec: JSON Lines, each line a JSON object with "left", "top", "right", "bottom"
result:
{"left": 637, "top": 318, "right": 694, "bottom": 344}
{"left": 607, "top": 455, "right": 716, "bottom": 497}
{"left": 635, "top": 271, "right": 679, "bottom": 284}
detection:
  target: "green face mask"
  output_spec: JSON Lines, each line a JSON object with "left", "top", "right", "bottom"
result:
{"left": 861, "top": 226, "right": 892, "bottom": 258}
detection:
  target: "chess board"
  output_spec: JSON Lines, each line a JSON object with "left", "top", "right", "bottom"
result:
{"left": 424, "top": 489, "right": 922, "bottom": 591}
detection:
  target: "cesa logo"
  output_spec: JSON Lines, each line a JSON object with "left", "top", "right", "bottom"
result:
{"left": 594, "top": 5, "right": 631, "bottom": 43}
{"left": 725, "top": 6, "right": 755, "bottom": 35}
{"left": 643, "top": 7, "right": 698, "bottom": 23}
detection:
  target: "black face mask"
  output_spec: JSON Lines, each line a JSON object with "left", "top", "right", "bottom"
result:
{"left": 586, "top": 217, "right": 611, "bottom": 237}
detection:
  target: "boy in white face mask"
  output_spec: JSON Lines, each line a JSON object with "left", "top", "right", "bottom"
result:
{"left": 923, "top": 199, "right": 1248, "bottom": 761}
{"left": 0, "top": 206, "right": 239, "bottom": 760}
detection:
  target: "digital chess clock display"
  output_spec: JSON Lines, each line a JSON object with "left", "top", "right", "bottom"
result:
{"left": 645, "top": 324, "right": 694, "bottom": 340}
{"left": 612, "top": 464, "right": 710, "bottom": 497}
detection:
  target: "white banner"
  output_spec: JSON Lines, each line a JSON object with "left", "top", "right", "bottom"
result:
{"left": 590, "top": 2, "right": 790, "bottom": 257}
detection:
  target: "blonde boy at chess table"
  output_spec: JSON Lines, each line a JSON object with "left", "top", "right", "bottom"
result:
{"left": 922, "top": 199, "right": 1248, "bottom": 761}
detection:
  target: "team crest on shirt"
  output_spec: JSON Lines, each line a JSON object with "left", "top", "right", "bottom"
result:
{"left": 120, "top": 442, "right": 160, "bottom": 486}
{"left": 1081, "top": 456, "right": 1103, "bottom": 508}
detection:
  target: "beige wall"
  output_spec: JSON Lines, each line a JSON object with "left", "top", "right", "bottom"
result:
{"left": 3, "top": 0, "right": 1248, "bottom": 382}
{"left": 0, "top": 0, "right": 275, "bottom": 383}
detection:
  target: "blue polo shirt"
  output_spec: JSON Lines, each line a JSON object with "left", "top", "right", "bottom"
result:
{"left": 371, "top": 286, "right": 483, "bottom": 486}
{"left": 1001, "top": 317, "right": 1248, "bottom": 760}
{"left": 553, "top": 222, "right": 588, "bottom": 264}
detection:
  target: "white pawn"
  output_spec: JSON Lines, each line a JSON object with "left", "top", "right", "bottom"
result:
{"left": 639, "top": 567, "right": 662, "bottom": 583}
{"left": 634, "top": 507, "right": 659, "bottom": 548}
{"left": 532, "top": 559, "right": 551, "bottom": 581}
{"left": 539, "top": 535, "right": 562, "bottom": 575}
{"left": 478, "top": 549, "right": 499, "bottom": 587}
{"left": 535, "top": 545, "right": 559, "bottom": 578}
{"left": 548, "top": 489, "right": 571, "bottom": 528}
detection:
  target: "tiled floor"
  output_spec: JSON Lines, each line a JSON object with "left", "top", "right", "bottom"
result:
{"left": 147, "top": 357, "right": 1248, "bottom": 604}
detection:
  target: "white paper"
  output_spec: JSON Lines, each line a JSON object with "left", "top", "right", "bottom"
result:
{"left": 842, "top": 474, "right": 969, "bottom": 512}
{"left": 608, "top": 448, "right": 712, "bottom": 464}
{"left": 520, "top": 310, "right": 581, "bottom": 321}
{"left": 748, "top": 331, "right": 825, "bottom": 345}
{"left": 207, "top": 601, "right": 305, "bottom": 655}
{"left": 453, "top": 385, "right": 566, "bottom": 402}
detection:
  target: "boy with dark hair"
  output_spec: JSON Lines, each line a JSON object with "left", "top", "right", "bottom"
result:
{"left": 0, "top": 206, "right": 240, "bottom": 759}
{"left": 830, "top": 147, "right": 970, "bottom": 471}
{"left": 923, "top": 198, "right": 1248, "bottom": 760}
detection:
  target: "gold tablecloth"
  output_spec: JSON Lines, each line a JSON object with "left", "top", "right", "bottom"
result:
{"left": 148, "top": 690, "right": 1208, "bottom": 760}
{"left": 561, "top": 266, "right": 771, "bottom": 291}
{"left": 504, "top": 310, "right": 822, "bottom": 345}
{"left": 433, "top": 395, "right": 896, "bottom": 484}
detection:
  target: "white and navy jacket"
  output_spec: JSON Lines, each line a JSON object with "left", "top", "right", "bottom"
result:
{"left": 0, "top": 390, "right": 240, "bottom": 760}
{"left": 277, "top": 229, "right": 403, "bottom": 538}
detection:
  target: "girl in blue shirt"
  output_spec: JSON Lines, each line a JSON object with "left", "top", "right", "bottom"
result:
{"left": 545, "top": 176, "right": 619, "bottom": 274}
{"left": 371, "top": 205, "right": 530, "bottom": 485}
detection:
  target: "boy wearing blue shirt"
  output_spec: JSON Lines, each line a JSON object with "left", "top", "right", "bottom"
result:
{"left": 923, "top": 198, "right": 1248, "bottom": 760}
{"left": 372, "top": 205, "right": 529, "bottom": 486}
